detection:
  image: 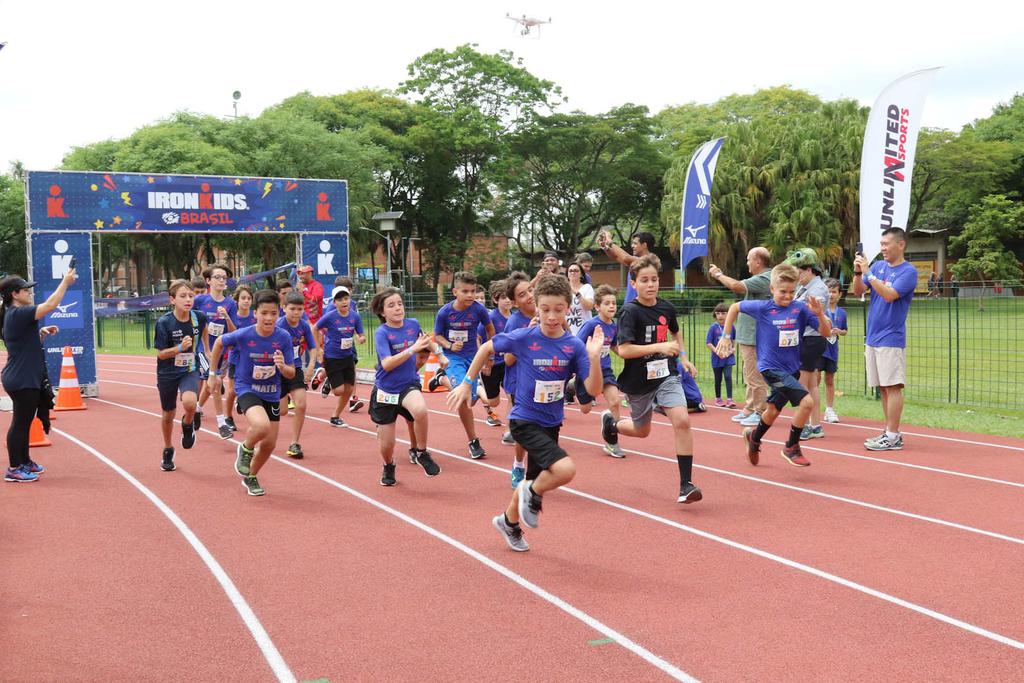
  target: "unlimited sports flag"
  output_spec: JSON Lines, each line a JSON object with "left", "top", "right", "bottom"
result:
{"left": 859, "top": 68, "right": 940, "bottom": 261}
{"left": 680, "top": 137, "right": 725, "bottom": 274}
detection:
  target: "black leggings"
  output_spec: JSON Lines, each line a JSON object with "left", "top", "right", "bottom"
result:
{"left": 6, "top": 388, "right": 41, "bottom": 469}
{"left": 713, "top": 366, "right": 733, "bottom": 399}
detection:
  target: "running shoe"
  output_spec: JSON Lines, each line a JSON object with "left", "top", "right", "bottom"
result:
{"left": 415, "top": 450, "right": 441, "bottom": 476}
{"left": 242, "top": 475, "right": 265, "bottom": 497}
{"left": 468, "top": 438, "right": 486, "bottom": 460}
{"left": 349, "top": 397, "right": 365, "bottom": 413}
{"left": 677, "top": 482, "right": 703, "bottom": 504}
{"left": 5, "top": 465, "right": 38, "bottom": 482}
{"left": 218, "top": 424, "right": 232, "bottom": 441}
{"left": 510, "top": 464, "right": 526, "bottom": 489}
{"left": 600, "top": 410, "right": 618, "bottom": 446}
{"left": 225, "top": 416, "right": 238, "bottom": 432}
{"left": 235, "top": 443, "right": 254, "bottom": 476}
{"left": 742, "top": 427, "right": 761, "bottom": 465}
{"left": 739, "top": 412, "right": 762, "bottom": 426}
{"left": 287, "top": 398, "right": 295, "bottom": 411}
{"left": 320, "top": 379, "right": 332, "bottom": 398}
{"left": 286, "top": 443, "right": 304, "bottom": 459}
{"left": 501, "top": 431, "right": 515, "bottom": 445}
{"left": 492, "top": 514, "right": 529, "bottom": 552}
{"left": 485, "top": 411, "right": 502, "bottom": 427}
{"left": 309, "top": 367, "right": 326, "bottom": 391}
{"left": 516, "top": 481, "right": 542, "bottom": 529}
{"left": 781, "top": 443, "right": 811, "bottom": 467}
{"left": 161, "top": 447, "right": 175, "bottom": 472}
{"left": 714, "top": 398, "right": 726, "bottom": 407}
{"left": 800, "top": 425, "right": 824, "bottom": 440}
{"left": 603, "top": 442, "right": 626, "bottom": 458}
{"left": 24, "top": 460, "right": 45, "bottom": 475}
{"left": 726, "top": 399, "right": 737, "bottom": 408}
{"left": 864, "top": 432, "right": 887, "bottom": 447}
{"left": 329, "top": 417, "right": 346, "bottom": 428}
{"left": 380, "top": 463, "right": 397, "bottom": 486}
{"left": 731, "top": 411, "right": 753, "bottom": 423}
{"left": 822, "top": 407, "right": 839, "bottom": 423}
{"left": 865, "top": 433, "right": 903, "bottom": 451}
{"left": 181, "top": 420, "right": 197, "bottom": 449}
{"left": 428, "top": 368, "right": 447, "bottom": 393}
{"left": 193, "top": 410, "right": 203, "bottom": 431}
{"left": 409, "top": 448, "right": 419, "bottom": 464}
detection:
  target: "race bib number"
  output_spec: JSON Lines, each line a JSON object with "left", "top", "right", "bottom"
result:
{"left": 252, "top": 364, "right": 277, "bottom": 380}
{"left": 173, "top": 353, "right": 193, "bottom": 368}
{"left": 646, "top": 359, "right": 669, "bottom": 380}
{"left": 778, "top": 329, "right": 799, "bottom": 348}
{"left": 340, "top": 337, "right": 354, "bottom": 350}
{"left": 377, "top": 389, "right": 399, "bottom": 405}
{"left": 533, "top": 379, "right": 564, "bottom": 404}
{"left": 449, "top": 329, "right": 469, "bottom": 343}
{"left": 207, "top": 322, "right": 225, "bottom": 337}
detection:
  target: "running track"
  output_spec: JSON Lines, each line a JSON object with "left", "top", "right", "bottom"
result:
{"left": 2, "top": 353, "right": 1023, "bottom": 681}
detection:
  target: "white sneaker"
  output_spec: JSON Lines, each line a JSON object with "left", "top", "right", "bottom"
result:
{"left": 731, "top": 411, "right": 753, "bottom": 423}
{"left": 739, "top": 412, "right": 762, "bottom": 426}
{"left": 823, "top": 407, "right": 839, "bottom": 423}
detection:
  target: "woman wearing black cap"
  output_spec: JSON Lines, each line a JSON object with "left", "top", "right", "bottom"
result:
{"left": 0, "top": 268, "right": 77, "bottom": 482}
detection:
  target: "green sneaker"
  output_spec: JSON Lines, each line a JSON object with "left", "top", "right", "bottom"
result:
{"left": 235, "top": 443, "right": 254, "bottom": 476}
{"left": 242, "top": 475, "right": 265, "bottom": 496}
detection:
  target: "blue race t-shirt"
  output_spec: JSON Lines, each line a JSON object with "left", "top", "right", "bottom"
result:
{"left": 374, "top": 319, "right": 423, "bottom": 394}
{"left": 434, "top": 300, "right": 491, "bottom": 360}
{"left": 479, "top": 308, "right": 509, "bottom": 366}
{"left": 706, "top": 322, "right": 736, "bottom": 368}
{"left": 492, "top": 326, "right": 590, "bottom": 428}
{"left": 228, "top": 309, "right": 256, "bottom": 367}
{"left": 577, "top": 316, "right": 616, "bottom": 372}
{"left": 194, "top": 293, "right": 237, "bottom": 353}
{"left": 154, "top": 310, "right": 208, "bottom": 380}
{"left": 316, "top": 307, "right": 364, "bottom": 360}
{"left": 220, "top": 326, "right": 294, "bottom": 401}
{"left": 276, "top": 316, "right": 317, "bottom": 367}
{"left": 738, "top": 299, "right": 820, "bottom": 375}
{"left": 0, "top": 305, "right": 46, "bottom": 392}
{"left": 501, "top": 309, "right": 534, "bottom": 396}
{"left": 624, "top": 278, "right": 637, "bottom": 303}
{"left": 866, "top": 261, "right": 917, "bottom": 348}
{"left": 823, "top": 307, "right": 848, "bottom": 362}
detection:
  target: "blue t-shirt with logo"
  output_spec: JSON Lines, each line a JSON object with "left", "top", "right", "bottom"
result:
{"left": 706, "top": 322, "right": 736, "bottom": 368}
{"left": 501, "top": 309, "right": 534, "bottom": 396}
{"left": 315, "top": 308, "right": 363, "bottom": 359}
{"left": 220, "top": 325, "right": 295, "bottom": 401}
{"left": 194, "top": 293, "right": 237, "bottom": 354}
{"left": 154, "top": 310, "right": 208, "bottom": 381}
{"left": 434, "top": 300, "right": 491, "bottom": 360}
{"left": 276, "top": 316, "right": 317, "bottom": 367}
{"left": 479, "top": 308, "right": 509, "bottom": 366}
{"left": 576, "top": 317, "right": 617, "bottom": 372}
{"left": 823, "top": 306, "right": 848, "bottom": 362}
{"left": 738, "top": 299, "right": 820, "bottom": 375}
{"left": 866, "top": 261, "right": 917, "bottom": 348}
{"left": 228, "top": 310, "right": 256, "bottom": 367}
{"left": 374, "top": 319, "right": 423, "bottom": 394}
{"left": 492, "top": 326, "right": 590, "bottom": 428}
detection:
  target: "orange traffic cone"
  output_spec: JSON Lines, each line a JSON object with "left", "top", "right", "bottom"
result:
{"left": 29, "top": 417, "right": 51, "bottom": 447}
{"left": 421, "top": 352, "right": 448, "bottom": 392}
{"left": 54, "top": 346, "right": 87, "bottom": 411}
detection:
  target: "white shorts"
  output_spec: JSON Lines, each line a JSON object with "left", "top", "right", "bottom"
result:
{"left": 865, "top": 346, "right": 906, "bottom": 388}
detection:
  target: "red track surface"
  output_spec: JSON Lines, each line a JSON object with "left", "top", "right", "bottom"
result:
{"left": 3, "top": 353, "right": 1023, "bottom": 681}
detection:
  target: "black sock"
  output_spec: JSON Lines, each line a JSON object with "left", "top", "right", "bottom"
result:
{"left": 676, "top": 455, "right": 693, "bottom": 485}
{"left": 528, "top": 483, "right": 541, "bottom": 499}
{"left": 786, "top": 425, "right": 802, "bottom": 448}
{"left": 504, "top": 512, "right": 519, "bottom": 528}
{"left": 753, "top": 420, "right": 770, "bottom": 442}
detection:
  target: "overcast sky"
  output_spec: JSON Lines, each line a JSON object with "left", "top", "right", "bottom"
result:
{"left": 2, "top": 0, "right": 1022, "bottom": 173}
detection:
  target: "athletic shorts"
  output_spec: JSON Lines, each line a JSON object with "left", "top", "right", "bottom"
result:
{"left": 509, "top": 419, "right": 568, "bottom": 481}
{"left": 624, "top": 378, "right": 687, "bottom": 427}
{"left": 236, "top": 392, "right": 281, "bottom": 422}
{"left": 480, "top": 363, "right": 506, "bottom": 400}
{"left": 799, "top": 335, "right": 828, "bottom": 372}
{"left": 227, "top": 362, "right": 237, "bottom": 380}
{"left": 369, "top": 383, "right": 421, "bottom": 425}
{"left": 865, "top": 345, "right": 906, "bottom": 388}
{"left": 281, "top": 367, "right": 306, "bottom": 395}
{"left": 761, "top": 369, "right": 809, "bottom": 410}
{"left": 575, "top": 367, "right": 617, "bottom": 405}
{"left": 446, "top": 355, "right": 478, "bottom": 404}
{"left": 157, "top": 372, "right": 200, "bottom": 412}
{"left": 821, "top": 357, "right": 838, "bottom": 374}
{"left": 324, "top": 356, "right": 356, "bottom": 387}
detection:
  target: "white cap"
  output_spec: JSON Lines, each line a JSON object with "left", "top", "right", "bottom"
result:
{"left": 331, "top": 285, "right": 350, "bottom": 300}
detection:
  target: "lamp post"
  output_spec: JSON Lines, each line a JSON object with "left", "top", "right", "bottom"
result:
{"left": 372, "top": 211, "right": 404, "bottom": 288}
{"left": 358, "top": 226, "right": 394, "bottom": 287}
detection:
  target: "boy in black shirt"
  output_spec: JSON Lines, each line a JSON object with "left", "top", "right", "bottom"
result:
{"left": 601, "top": 254, "right": 702, "bottom": 503}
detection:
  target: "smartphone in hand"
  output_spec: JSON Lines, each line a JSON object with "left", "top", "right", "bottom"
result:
{"left": 69, "top": 256, "right": 77, "bottom": 270}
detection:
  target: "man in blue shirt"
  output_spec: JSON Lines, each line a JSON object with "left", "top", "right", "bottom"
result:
{"left": 853, "top": 227, "right": 918, "bottom": 451}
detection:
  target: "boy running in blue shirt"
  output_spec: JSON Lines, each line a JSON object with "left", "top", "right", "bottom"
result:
{"left": 208, "top": 290, "right": 295, "bottom": 497}
{"left": 433, "top": 271, "right": 495, "bottom": 459}
{"left": 153, "top": 280, "right": 207, "bottom": 472}
{"left": 314, "top": 286, "right": 365, "bottom": 427}
{"left": 716, "top": 264, "right": 832, "bottom": 467}
{"left": 223, "top": 285, "right": 255, "bottom": 434}
{"left": 277, "top": 292, "right": 318, "bottom": 459}
{"left": 822, "top": 278, "right": 848, "bottom": 423}
{"left": 576, "top": 284, "right": 625, "bottom": 457}
{"left": 501, "top": 272, "right": 537, "bottom": 486}
{"left": 194, "top": 263, "right": 237, "bottom": 433}
{"left": 448, "top": 274, "right": 604, "bottom": 551}
{"left": 478, "top": 280, "right": 512, "bottom": 427}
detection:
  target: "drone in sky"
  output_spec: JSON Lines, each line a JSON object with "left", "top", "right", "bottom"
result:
{"left": 506, "top": 13, "right": 551, "bottom": 36}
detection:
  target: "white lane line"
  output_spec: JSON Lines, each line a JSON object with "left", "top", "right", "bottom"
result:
{"left": 50, "top": 426, "right": 295, "bottom": 683}
{"left": 86, "top": 397, "right": 695, "bottom": 681}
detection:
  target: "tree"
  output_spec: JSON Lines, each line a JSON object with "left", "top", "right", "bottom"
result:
{"left": 949, "top": 194, "right": 1024, "bottom": 284}
{"left": 0, "top": 173, "right": 26, "bottom": 276}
